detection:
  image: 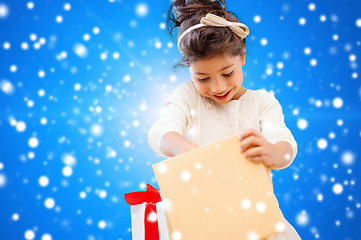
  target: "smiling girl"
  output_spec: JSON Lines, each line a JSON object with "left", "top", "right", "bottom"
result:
{"left": 148, "top": 0, "right": 301, "bottom": 239}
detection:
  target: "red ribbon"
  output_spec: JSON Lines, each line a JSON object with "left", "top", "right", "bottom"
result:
{"left": 125, "top": 184, "right": 162, "bottom": 240}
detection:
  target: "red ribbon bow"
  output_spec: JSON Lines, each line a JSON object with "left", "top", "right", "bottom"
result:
{"left": 125, "top": 184, "right": 162, "bottom": 240}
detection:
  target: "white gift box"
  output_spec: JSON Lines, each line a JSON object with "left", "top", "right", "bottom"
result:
{"left": 130, "top": 201, "right": 170, "bottom": 240}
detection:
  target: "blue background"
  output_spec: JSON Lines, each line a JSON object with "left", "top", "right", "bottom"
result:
{"left": 0, "top": 0, "right": 360, "bottom": 239}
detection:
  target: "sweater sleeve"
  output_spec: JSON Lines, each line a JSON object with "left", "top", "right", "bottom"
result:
{"left": 258, "top": 90, "right": 298, "bottom": 168}
{"left": 148, "top": 82, "right": 196, "bottom": 157}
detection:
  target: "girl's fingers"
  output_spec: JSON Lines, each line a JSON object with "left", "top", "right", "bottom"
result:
{"left": 239, "top": 128, "right": 259, "bottom": 140}
{"left": 247, "top": 156, "right": 267, "bottom": 164}
{"left": 242, "top": 146, "right": 266, "bottom": 158}
{"left": 240, "top": 135, "right": 262, "bottom": 152}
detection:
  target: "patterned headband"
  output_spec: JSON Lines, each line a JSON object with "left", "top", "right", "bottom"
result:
{"left": 177, "top": 13, "right": 250, "bottom": 49}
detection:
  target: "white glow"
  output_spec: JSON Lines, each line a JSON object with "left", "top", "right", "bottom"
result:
{"left": 27, "top": 2, "right": 34, "bottom": 10}
{"left": 39, "top": 38, "right": 46, "bottom": 45}
{"left": 10, "top": 65, "right": 17, "bottom": 72}
{"left": 21, "top": 42, "right": 29, "bottom": 50}
{"left": 172, "top": 231, "right": 182, "bottom": 240}
{"left": 83, "top": 34, "right": 90, "bottom": 41}
{"left": 105, "top": 85, "right": 113, "bottom": 93}
{"left": 38, "top": 70, "right": 45, "bottom": 78}
{"left": 180, "top": 171, "right": 191, "bottom": 181}
{"left": 28, "top": 137, "right": 39, "bottom": 148}
{"left": 40, "top": 118, "right": 47, "bottom": 125}
{"left": 277, "top": 62, "right": 284, "bottom": 69}
{"left": 297, "top": 118, "right": 308, "bottom": 130}
{"left": 246, "top": 231, "right": 259, "bottom": 240}
{"left": 91, "top": 124, "right": 102, "bottom": 136}
{"left": 310, "top": 59, "right": 317, "bottom": 66}
{"left": 98, "top": 220, "right": 106, "bottom": 229}
{"left": 317, "top": 138, "right": 327, "bottom": 150}
{"left": 0, "top": 4, "right": 9, "bottom": 18}
{"left": 113, "top": 52, "right": 120, "bottom": 59}
{"left": 12, "top": 213, "right": 19, "bottom": 221}
{"left": 99, "top": 190, "right": 107, "bottom": 198}
{"left": 155, "top": 41, "right": 162, "bottom": 49}
{"left": 80, "top": 191, "right": 86, "bottom": 198}
{"left": 136, "top": 3, "right": 148, "bottom": 17}
{"left": 93, "top": 27, "right": 100, "bottom": 34}
{"left": 0, "top": 173, "right": 6, "bottom": 187}
{"left": 62, "top": 153, "right": 76, "bottom": 166}
{"left": 30, "top": 33, "right": 37, "bottom": 41}
{"left": 157, "top": 164, "right": 167, "bottom": 174}
{"left": 74, "top": 83, "right": 81, "bottom": 91}
{"left": 256, "top": 202, "right": 266, "bottom": 213}
{"left": 333, "top": 183, "right": 343, "bottom": 194}
{"left": 299, "top": 18, "right": 306, "bottom": 25}
{"left": 38, "top": 89, "right": 45, "bottom": 97}
{"left": 123, "top": 75, "right": 131, "bottom": 82}
{"left": 317, "top": 193, "right": 323, "bottom": 201}
{"left": 357, "top": 19, "right": 361, "bottom": 28}
{"left": 341, "top": 151, "right": 355, "bottom": 165}
{"left": 25, "top": 230, "right": 35, "bottom": 240}
{"left": 27, "top": 100, "right": 34, "bottom": 108}
{"left": 3, "top": 42, "right": 10, "bottom": 49}
{"left": 304, "top": 47, "right": 311, "bottom": 55}
{"left": 296, "top": 210, "right": 309, "bottom": 226}
{"left": 332, "top": 97, "right": 343, "bottom": 108}
{"left": 28, "top": 152, "right": 35, "bottom": 159}
{"left": 44, "top": 198, "right": 55, "bottom": 209}
{"left": 260, "top": 38, "right": 268, "bottom": 46}
{"left": 253, "top": 15, "right": 261, "bottom": 23}
{"left": 100, "top": 52, "right": 107, "bottom": 60}
{"left": 308, "top": 3, "right": 316, "bottom": 11}
{"left": 64, "top": 3, "right": 71, "bottom": 11}
{"left": 275, "top": 221, "right": 286, "bottom": 232}
{"left": 73, "top": 43, "right": 88, "bottom": 58}
{"left": 39, "top": 176, "right": 49, "bottom": 187}
{"left": 41, "top": 234, "right": 52, "bottom": 240}
{"left": 124, "top": 140, "right": 131, "bottom": 148}
{"left": 1, "top": 80, "right": 14, "bottom": 94}
{"left": 241, "top": 199, "right": 252, "bottom": 209}
{"left": 147, "top": 212, "right": 157, "bottom": 222}
{"left": 16, "top": 121, "right": 26, "bottom": 132}
{"left": 56, "top": 15, "right": 63, "bottom": 23}
{"left": 195, "top": 162, "right": 202, "bottom": 170}
{"left": 170, "top": 75, "right": 177, "bottom": 82}
{"left": 62, "top": 166, "right": 73, "bottom": 177}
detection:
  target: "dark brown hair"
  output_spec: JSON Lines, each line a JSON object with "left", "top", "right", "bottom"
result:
{"left": 168, "top": 0, "right": 247, "bottom": 66}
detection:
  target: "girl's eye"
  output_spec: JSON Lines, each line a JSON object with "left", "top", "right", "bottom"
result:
{"left": 197, "top": 77, "right": 209, "bottom": 82}
{"left": 223, "top": 71, "right": 234, "bottom": 77}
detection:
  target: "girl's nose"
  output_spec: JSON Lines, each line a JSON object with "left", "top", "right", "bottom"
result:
{"left": 211, "top": 78, "right": 227, "bottom": 94}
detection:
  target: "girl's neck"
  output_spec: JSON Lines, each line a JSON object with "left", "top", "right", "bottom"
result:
{"left": 231, "top": 86, "right": 247, "bottom": 101}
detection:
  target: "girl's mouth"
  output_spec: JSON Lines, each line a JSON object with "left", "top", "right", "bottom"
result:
{"left": 213, "top": 89, "right": 231, "bottom": 100}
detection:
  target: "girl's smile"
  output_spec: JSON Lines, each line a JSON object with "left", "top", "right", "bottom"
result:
{"left": 213, "top": 88, "right": 232, "bottom": 100}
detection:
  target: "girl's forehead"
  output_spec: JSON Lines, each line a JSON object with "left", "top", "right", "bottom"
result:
{"left": 189, "top": 54, "right": 242, "bottom": 69}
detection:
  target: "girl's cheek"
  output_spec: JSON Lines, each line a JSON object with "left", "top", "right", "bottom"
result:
{"left": 198, "top": 85, "right": 207, "bottom": 94}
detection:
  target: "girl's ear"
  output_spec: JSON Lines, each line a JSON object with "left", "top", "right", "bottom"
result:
{"left": 241, "top": 47, "right": 246, "bottom": 66}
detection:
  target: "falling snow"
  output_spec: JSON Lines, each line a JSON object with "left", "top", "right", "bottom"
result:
{"left": 0, "top": 0, "right": 360, "bottom": 239}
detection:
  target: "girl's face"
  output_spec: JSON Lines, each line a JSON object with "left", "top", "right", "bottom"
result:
{"left": 189, "top": 53, "right": 246, "bottom": 104}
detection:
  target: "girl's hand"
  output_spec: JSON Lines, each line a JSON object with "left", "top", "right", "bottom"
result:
{"left": 160, "top": 131, "right": 200, "bottom": 157}
{"left": 238, "top": 128, "right": 276, "bottom": 167}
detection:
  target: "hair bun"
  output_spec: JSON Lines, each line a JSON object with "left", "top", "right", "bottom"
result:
{"left": 173, "top": 0, "right": 225, "bottom": 17}
{"left": 168, "top": 0, "right": 227, "bottom": 36}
